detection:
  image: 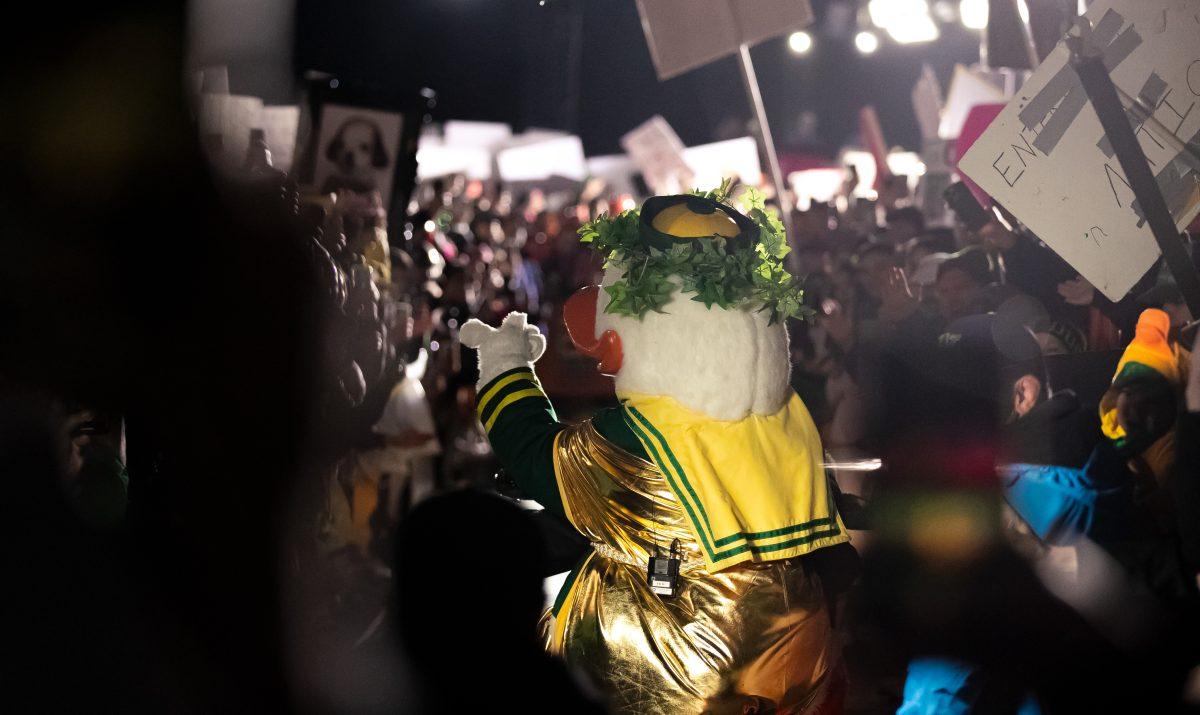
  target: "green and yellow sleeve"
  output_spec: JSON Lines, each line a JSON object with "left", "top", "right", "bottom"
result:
{"left": 476, "top": 366, "right": 566, "bottom": 516}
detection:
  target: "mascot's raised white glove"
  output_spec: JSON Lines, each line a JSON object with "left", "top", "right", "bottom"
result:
{"left": 460, "top": 312, "right": 547, "bottom": 388}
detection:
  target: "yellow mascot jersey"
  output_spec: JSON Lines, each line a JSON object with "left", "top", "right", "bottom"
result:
{"left": 621, "top": 392, "right": 848, "bottom": 572}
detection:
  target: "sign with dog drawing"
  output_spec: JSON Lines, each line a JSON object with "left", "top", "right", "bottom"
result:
{"left": 958, "top": 0, "right": 1200, "bottom": 301}
{"left": 313, "top": 104, "right": 404, "bottom": 202}
{"left": 293, "top": 75, "right": 430, "bottom": 217}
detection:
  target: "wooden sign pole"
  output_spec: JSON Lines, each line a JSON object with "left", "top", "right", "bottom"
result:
{"left": 735, "top": 43, "right": 795, "bottom": 242}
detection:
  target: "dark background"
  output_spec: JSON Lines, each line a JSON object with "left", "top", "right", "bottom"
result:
{"left": 290, "top": 0, "right": 984, "bottom": 157}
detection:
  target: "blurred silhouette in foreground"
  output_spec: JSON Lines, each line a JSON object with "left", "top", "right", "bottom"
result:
{"left": 393, "top": 490, "right": 605, "bottom": 714}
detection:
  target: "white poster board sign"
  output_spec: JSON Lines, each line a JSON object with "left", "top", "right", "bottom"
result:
{"left": 415, "top": 136, "right": 493, "bottom": 180}
{"left": 958, "top": 0, "right": 1200, "bottom": 301}
{"left": 621, "top": 115, "right": 694, "bottom": 195}
{"left": 586, "top": 154, "right": 638, "bottom": 196}
{"left": 789, "top": 168, "right": 845, "bottom": 210}
{"left": 260, "top": 105, "right": 300, "bottom": 173}
{"left": 312, "top": 104, "right": 404, "bottom": 200}
{"left": 198, "top": 93, "right": 263, "bottom": 167}
{"left": 443, "top": 120, "right": 512, "bottom": 149}
{"left": 416, "top": 122, "right": 510, "bottom": 180}
{"left": 938, "top": 64, "right": 1007, "bottom": 140}
{"left": 683, "top": 136, "right": 762, "bottom": 190}
{"left": 634, "top": 0, "right": 813, "bottom": 81}
{"left": 495, "top": 134, "right": 587, "bottom": 182}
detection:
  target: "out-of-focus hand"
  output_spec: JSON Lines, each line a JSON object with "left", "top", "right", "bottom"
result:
{"left": 412, "top": 304, "right": 434, "bottom": 337}
{"left": 820, "top": 299, "right": 856, "bottom": 351}
{"left": 878, "top": 266, "right": 919, "bottom": 323}
{"left": 1057, "top": 276, "right": 1096, "bottom": 306}
{"left": 978, "top": 218, "right": 1018, "bottom": 251}
{"left": 392, "top": 301, "right": 414, "bottom": 344}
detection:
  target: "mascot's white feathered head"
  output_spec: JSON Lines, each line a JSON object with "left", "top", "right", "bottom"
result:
{"left": 564, "top": 190, "right": 807, "bottom": 422}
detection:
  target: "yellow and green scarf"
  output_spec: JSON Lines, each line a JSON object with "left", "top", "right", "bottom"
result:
{"left": 621, "top": 393, "right": 848, "bottom": 572}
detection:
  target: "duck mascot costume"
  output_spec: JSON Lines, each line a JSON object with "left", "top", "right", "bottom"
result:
{"left": 461, "top": 183, "right": 850, "bottom": 714}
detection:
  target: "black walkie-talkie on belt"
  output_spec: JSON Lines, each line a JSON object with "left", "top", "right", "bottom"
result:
{"left": 647, "top": 539, "right": 682, "bottom": 598}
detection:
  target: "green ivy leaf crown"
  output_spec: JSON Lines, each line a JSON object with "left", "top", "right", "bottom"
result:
{"left": 577, "top": 179, "right": 812, "bottom": 325}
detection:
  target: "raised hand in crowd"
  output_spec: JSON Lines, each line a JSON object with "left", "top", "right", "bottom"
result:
{"left": 977, "top": 216, "right": 1018, "bottom": 251}
{"left": 1057, "top": 275, "right": 1096, "bottom": 307}
{"left": 878, "top": 265, "right": 919, "bottom": 324}
{"left": 820, "top": 298, "right": 856, "bottom": 352}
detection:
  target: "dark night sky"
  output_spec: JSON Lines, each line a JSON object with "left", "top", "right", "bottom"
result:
{"left": 294, "top": 0, "right": 983, "bottom": 157}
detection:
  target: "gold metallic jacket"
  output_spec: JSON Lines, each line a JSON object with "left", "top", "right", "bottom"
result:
{"left": 541, "top": 421, "right": 841, "bottom": 715}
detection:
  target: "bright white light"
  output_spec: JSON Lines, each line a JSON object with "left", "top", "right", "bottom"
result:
{"left": 1017, "top": 0, "right": 1030, "bottom": 24}
{"left": 886, "top": 15, "right": 940, "bottom": 43}
{"left": 787, "top": 31, "right": 813, "bottom": 55}
{"left": 869, "top": 0, "right": 940, "bottom": 44}
{"left": 960, "top": 0, "right": 988, "bottom": 29}
{"left": 855, "top": 31, "right": 880, "bottom": 54}
{"left": 1077, "top": 0, "right": 1088, "bottom": 14}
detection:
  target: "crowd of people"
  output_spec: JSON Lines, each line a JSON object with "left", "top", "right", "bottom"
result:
{"left": 271, "top": 158, "right": 1200, "bottom": 711}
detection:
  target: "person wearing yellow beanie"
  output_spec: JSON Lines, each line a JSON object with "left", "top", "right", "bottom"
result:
{"left": 1099, "top": 308, "right": 1191, "bottom": 487}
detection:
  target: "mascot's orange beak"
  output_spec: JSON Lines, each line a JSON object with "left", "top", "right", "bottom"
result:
{"left": 563, "top": 285, "right": 622, "bottom": 376}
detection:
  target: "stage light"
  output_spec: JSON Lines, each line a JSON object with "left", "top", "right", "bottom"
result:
{"left": 959, "top": 0, "right": 987, "bottom": 29}
{"left": 855, "top": 31, "right": 880, "bottom": 55}
{"left": 787, "top": 31, "right": 813, "bottom": 55}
